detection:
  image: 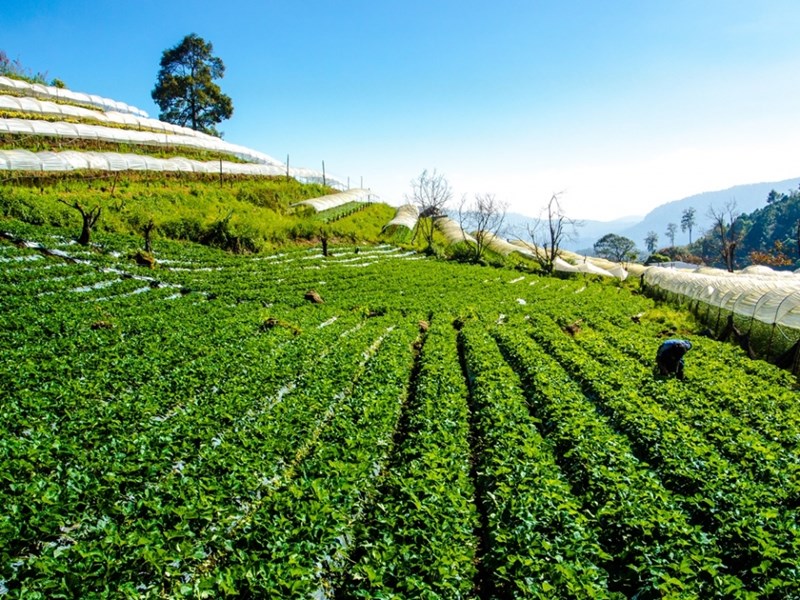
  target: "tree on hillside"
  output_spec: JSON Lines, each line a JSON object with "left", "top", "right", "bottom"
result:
{"left": 407, "top": 169, "right": 452, "bottom": 253}
{"left": 707, "top": 200, "right": 741, "bottom": 272}
{"left": 152, "top": 34, "right": 233, "bottom": 136}
{"left": 594, "top": 233, "right": 637, "bottom": 263}
{"left": 644, "top": 231, "right": 659, "bottom": 254}
{"left": 458, "top": 193, "right": 508, "bottom": 262}
{"left": 525, "top": 192, "right": 581, "bottom": 274}
{"left": 681, "top": 207, "right": 696, "bottom": 244}
{"left": 665, "top": 222, "right": 677, "bottom": 247}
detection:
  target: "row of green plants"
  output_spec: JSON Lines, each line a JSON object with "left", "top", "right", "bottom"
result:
{"left": 513, "top": 311, "right": 800, "bottom": 596}
{"left": 492, "top": 324, "right": 744, "bottom": 598}
{"left": 337, "top": 320, "right": 479, "bottom": 598}
{"left": 590, "top": 317, "right": 800, "bottom": 451}
{"left": 576, "top": 324, "right": 800, "bottom": 492}
{"left": 459, "top": 323, "right": 618, "bottom": 598}
{"left": 185, "top": 321, "right": 418, "bottom": 597}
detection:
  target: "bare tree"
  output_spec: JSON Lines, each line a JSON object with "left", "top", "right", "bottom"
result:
{"left": 524, "top": 193, "right": 581, "bottom": 273}
{"left": 707, "top": 199, "right": 741, "bottom": 272}
{"left": 406, "top": 169, "right": 452, "bottom": 253}
{"left": 59, "top": 199, "right": 101, "bottom": 246}
{"left": 458, "top": 193, "right": 508, "bottom": 262}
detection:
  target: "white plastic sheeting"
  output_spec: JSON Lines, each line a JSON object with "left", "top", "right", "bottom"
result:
{"left": 1, "top": 79, "right": 350, "bottom": 190}
{"left": 0, "top": 76, "right": 149, "bottom": 117}
{"left": 291, "top": 188, "right": 375, "bottom": 212}
{"left": 0, "top": 149, "right": 346, "bottom": 189}
{"left": 644, "top": 265, "right": 800, "bottom": 329}
{"left": 509, "top": 239, "right": 630, "bottom": 279}
{"left": 385, "top": 204, "right": 419, "bottom": 230}
{"left": 472, "top": 232, "right": 522, "bottom": 256}
{"left": 435, "top": 217, "right": 476, "bottom": 245}
{"left": 0, "top": 117, "right": 284, "bottom": 166}
{"left": 553, "top": 257, "right": 580, "bottom": 272}
{"left": 0, "top": 94, "right": 211, "bottom": 139}
{"left": 288, "top": 166, "right": 347, "bottom": 190}
{"left": 0, "top": 149, "right": 286, "bottom": 175}
{"left": 508, "top": 239, "right": 546, "bottom": 259}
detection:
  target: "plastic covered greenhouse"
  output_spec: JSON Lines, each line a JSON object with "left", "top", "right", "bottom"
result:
{"left": 0, "top": 76, "right": 149, "bottom": 117}
{"left": 0, "top": 78, "right": 349, "bottom": 190}
{"left": 291, "top": 189, "right": 376, "bottom": 212}
{"left": 385, "top": 204, "right": 419, "bottom": 230}
{"left": 0, "top": 118, "right": 284, "bottom": 166}
{"left": 643, "top": 264, "right": 800, "bottom": 363}
{"left": 435, "top": 217, "right": 477, "bottom": 245}
{"left": 0, "top": 95, "right": 213, "bottom": 139}
{"left": 0, "top": 150, "right": 291, "bottom": 175}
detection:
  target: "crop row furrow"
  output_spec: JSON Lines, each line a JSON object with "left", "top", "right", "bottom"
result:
{"left": 178, "top": 322, "right": 417, "bottom": 597}
{"left": 492, "top": 324, "right": 743, "bottom": 598}
{"left": 460, "top": 324, "right": 621, "bottom": 599}
{"left": 518, "top": 312, "right": 800, "bottom": 596}
{"left": 582, "top": 329, "right": 800, "bottom": 502}
{"left": 593, "top": 319, "right": 800, "bottom": 452}
{"left": 335, "top": 317, "right": 480, "bottom": 599}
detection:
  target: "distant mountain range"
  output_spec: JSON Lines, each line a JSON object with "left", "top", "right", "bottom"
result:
{"left": 505, "top": 177, "right": 800, "bottom": 252}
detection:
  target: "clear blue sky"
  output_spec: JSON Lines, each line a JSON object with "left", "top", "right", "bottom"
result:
{"left": 3, "top": 0, "right": 800, "bottom": 220}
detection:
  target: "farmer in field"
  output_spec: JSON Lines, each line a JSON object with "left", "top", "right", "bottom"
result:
{"left": 656, "top": 339, "right": 692, "bottom": 379}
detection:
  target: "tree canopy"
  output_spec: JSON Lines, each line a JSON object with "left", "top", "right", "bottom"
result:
{"left": 644, "top": 230, "right": 658, "bottom": 254}
{"left": 593, "top": 233, "right": 637, "bottom": 262}
{"left": 681, "top": 207, "right": 696, "bottom": 244}
{"left": 151, "top": 34, "right": 233, "bottom": 137}
{"left": 665, "top": 222, "right": 677, "bottom": 247}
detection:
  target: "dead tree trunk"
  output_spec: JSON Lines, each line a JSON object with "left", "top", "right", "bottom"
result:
{"left": 143, "top": 219, "right": 155, "bottom": 253}
{"left": 60, "top": 199, "right": 101, "bottom": 245}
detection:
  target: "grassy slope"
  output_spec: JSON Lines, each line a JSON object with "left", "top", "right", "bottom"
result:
{"left": 0, "top": 172, "right": 431, "bottom": 252}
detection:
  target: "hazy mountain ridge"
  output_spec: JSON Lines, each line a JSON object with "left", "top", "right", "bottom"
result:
{"left": 514, "top": 177, "right": 800, "bottom": 252}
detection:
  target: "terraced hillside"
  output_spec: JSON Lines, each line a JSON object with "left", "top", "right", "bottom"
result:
{"left": 0, "top": 76, "right": 410, "bottom": 252}
{"left": 2, "top": 222, "right": 800, "bottom": 599}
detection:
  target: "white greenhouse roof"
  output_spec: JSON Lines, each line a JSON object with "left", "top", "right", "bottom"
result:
{"left": 291, "top": 188, "right": 375, "bottom": 212}
{"left": 644, "top": 266, "right": 800, "bottom": 329}
{"left": 435, "top": 217, "right": 476, "bottom": 245}
{"left": 0, "top": 149, "right": 284, "bottom": 175}
{"left": 385, "top": 204, "right": 419, "bottom": 230}
{"left": 0, "top": 75, "right": 149, "bottom": 118}
{"left": 0, "top": 94, "right": 214, "bottom": 140}
{"left": 0, "top": 117, "right": 283, "bottom": 166}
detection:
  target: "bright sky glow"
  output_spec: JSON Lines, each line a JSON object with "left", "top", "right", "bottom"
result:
{"left": 3, "top": 0, "right": 800, "bottom": 220}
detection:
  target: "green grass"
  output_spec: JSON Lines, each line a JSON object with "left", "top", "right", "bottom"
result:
{"left": 0, "top": 172, "right": 495, "bottom": 258}
{"left": 0, "top": 173, "right": 435, "bottom": 253}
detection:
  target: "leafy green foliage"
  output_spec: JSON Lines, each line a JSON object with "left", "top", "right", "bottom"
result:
{"left": 151, "top": 34, "right": 233, "bottom": 136}
{"left": 593, "top": 232, "right": 638, "bottom": 262}
{"left": 2, "top": 221, "right": 800, "bottom": 597}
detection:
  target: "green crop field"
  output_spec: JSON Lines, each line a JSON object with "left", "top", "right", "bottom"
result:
{"left": 2, "top": 219, "right": 800, "bottom": 599}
